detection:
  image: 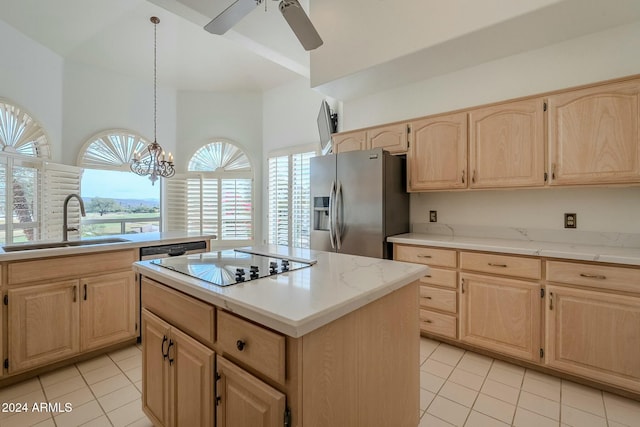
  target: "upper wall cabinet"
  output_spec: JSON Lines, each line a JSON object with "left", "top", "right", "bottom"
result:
{"left": 547, "top": 80, "right": 640, "bottom": 185}
{"left": 367, "top": 123, "right": 408, "bottom": 154}
{"left": 408, "top": 113, "right": 467, "bottom": 191}
{"left": 332, "top": 130, "right": 368, "bottom": 154}
{"left": 469, "top": 98, "right": 545, "bottom": 189}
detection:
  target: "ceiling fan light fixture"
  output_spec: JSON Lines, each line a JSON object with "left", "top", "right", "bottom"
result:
{"left": 279, "top": 0, "right": 323, "bottom": 51}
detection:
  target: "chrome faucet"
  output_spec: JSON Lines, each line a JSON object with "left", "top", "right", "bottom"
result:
{"left": 62, "top": 194, "right": 86, "bottom": 241}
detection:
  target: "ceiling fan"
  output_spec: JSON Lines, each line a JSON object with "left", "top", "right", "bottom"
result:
{"left": 204, "top": 0, "right": 323, "bottom": 51}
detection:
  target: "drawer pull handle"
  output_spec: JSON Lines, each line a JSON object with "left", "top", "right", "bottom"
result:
{"left": 549, "top": 292, "right": 553, "bottom": 310}
{"left": 83, "top": 284, "right": 87, "bottom": 301}
{"left": 236, "top": 340, "right": 246, "bottom": 351}
{"left": 579, "top": 273, "right": 606, "bottom": 280}
{"left": 417, "top": 255, "right": 432, "bottom": 259}
{"left": 461, "top": 278, "right": 465, "bottom": 294}
{"left": 424, "top": 274, "right": 432, "bottom": 278}
{"left": 488, "top": 263, "right": 507, "bottom": 267}
{"left": 425, "top": 296, "right": 432, "bottom": 300}
{"left": 161, "top": 336, "right": 169, "bottom": 359}
{"left": 425, "top": 320, "right": 433, "bottom": 324}
{"left": 73, "top": 285, "right": 77, "bottom": 302}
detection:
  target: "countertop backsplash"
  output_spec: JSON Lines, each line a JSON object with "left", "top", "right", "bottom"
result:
{"left": 410, "top": 223, "right": 640, "bottom": 249}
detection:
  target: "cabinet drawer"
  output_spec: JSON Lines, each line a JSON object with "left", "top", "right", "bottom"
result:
{"left": 547, "top": 261, "right": 640, "bottom": 294}
{"left": 395, "top": 245, "right": 457, "bottom": 268}
{"left": 217, "top": 310, "right": 286, "bottom": 384}
{"left": 418, "top": 268, "right": 457, "bottom": 289}
{"left": 420, "top": 309, "right": 457, "bottom": 339}
{"left": 141, "top": 278, "right": 215, "bottom": 346}
{"left": 420, "top": 286, "right": 456, "bottom": 314}
{"left": 460, "top": 252, "right": 541, "bottom": 280}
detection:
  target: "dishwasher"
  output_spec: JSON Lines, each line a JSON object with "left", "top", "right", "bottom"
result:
{"left": 137, "top": 240, "right": 208, "bottom": 341}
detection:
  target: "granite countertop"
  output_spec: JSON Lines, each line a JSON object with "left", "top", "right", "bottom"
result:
{"left": 388, "top": 233, "right": 640, "bottom": 266}
{"left": 0, "top": 231, "right": 216, "bottom": 261}
{"left": 133, "top": 245, "right": 429, "bottom": 338}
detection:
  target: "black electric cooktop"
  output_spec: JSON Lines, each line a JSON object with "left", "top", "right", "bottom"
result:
{"left": 150, "top": 249, "right": 315, "bottom": 287}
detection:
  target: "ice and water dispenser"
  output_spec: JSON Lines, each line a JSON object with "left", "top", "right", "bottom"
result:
{"left": 313, "top": 196, "right": 330, "bottom": 231}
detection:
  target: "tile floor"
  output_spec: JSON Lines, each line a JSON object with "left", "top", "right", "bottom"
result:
{"left": 1, "top": 338, "right": 639, "bottom": 426}
{"left": 0, "top": 345, "right": 151, "bottom": 427}
{"left": 418, "top": 338, "right": 640, "bottom": 427}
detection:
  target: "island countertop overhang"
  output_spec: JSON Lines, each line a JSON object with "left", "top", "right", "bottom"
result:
{"left": 133, "top": 245, "right": 429, "bottom": 337}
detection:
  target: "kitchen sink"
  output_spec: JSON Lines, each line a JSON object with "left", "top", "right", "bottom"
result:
{"left": 2, "top": 237, "right": 130, "bottom": 252}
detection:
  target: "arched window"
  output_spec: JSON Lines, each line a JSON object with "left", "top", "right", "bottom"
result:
{"left": 77, "top": 130, "right": 160, "bottom": 235}
{"left": 184, "top": 140, "right": 253, "bottom": 241}
{"left": 0, "top": 99, "right": 53, "bottom": 244}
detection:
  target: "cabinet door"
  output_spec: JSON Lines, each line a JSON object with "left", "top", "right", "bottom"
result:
{"left": 81, "top": 271, "right": 136, "bottom": 351}
{"left": 408, "top": 112, "right": 467, "bottom": 191}
{"left": 548, "top": 80, "right": 640, "bottom": 185}
{"left": 469, "top": 98, "right": 545, "bottom": 188}
{"left": 332, "top": 130, "right": 368, "bottom": 153}
{"left": 8, "top": 280, "right": 80, "bottom": 373}
{"left": 171, "top": 327, "right": 214, "bottom": 427}
{"left": 460, "top": 273, "right": 541, "bottom": 362}
{"left": 368, "top": 123, "right": 408, "bottom": 154}
{"left": 545, "top": 285, "right": 640, "bottom": 393}
{"left": 142, "top": 310, "right": 171, "bottom": 427}
{"left": 216, "top": 356, "right": 286, "bottom": 427}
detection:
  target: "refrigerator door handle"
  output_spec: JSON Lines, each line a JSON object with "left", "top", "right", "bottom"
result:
{"left": 328, "top": 180, "right": 337, "bottom": 249}
{"left": 335, "top": 180, "right": 343, "bottom": 250}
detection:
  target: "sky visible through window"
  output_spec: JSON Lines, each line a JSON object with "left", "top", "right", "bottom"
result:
{"left": 81, "top": 169, "right": 160, "bottom": 201}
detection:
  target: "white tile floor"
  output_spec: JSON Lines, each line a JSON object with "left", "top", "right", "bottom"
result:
{"left": 1, "top": 338, "right": 639, "bottom": 426}
{"left": 0, "top": 345, "right": 151, "bottom": 427}
{"left": 419, "top": 338, "right": 640, "bottom": 427}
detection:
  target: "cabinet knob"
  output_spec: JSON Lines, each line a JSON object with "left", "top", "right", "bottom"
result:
{"left": 236, "top": 340, "right": 246, "bottom": 351}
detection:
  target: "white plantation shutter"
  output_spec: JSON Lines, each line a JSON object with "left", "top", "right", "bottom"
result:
{"left": 163, "top": 174, "right": 188, "bottom": 231}
{"left": 42, "top": 162, "right": 81, "bottom": 240}
{"left": 268, "top": 156, "right": 289, "bottom": 246}
{"left": 267, "top": 148, "right": 316, "bottom": 249}
{"left": 183, "top": 140, "right": 253, "bottom": 241}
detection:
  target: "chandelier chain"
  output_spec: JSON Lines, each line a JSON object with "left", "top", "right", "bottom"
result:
{"left": 153, "top": 18, "right": 157, "bottom": 143}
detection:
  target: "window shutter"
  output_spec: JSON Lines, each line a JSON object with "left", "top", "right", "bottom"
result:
{"left": 163, "top": 173, "right": 188, "bottom": 231}
{"left": 43, "top": 162, "right": 81, "bottom": 240}
{"left": 268, "top": 156, "right": 289, "bottom": 246}
{"left": 291, "top": 152, "right": 313, "bottom": 248}
{"left": 201, "top": 178, "right": 219, "bottom": 236}
{"left": 221, "top": 178, "right": 252, "bottom": 240}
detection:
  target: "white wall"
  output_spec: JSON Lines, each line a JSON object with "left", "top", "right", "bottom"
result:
{"left": 0, "top": 20, "right": 64, "bottom": 161}
{"left": 63, "top": 60, "right": 177, "bottom": 166}
{"left": 260, "top": 78, "right": 327, "bottom": 244}
{"left": 177, "top": 90, "right": 264, "bottom": 242}
{"left": 340, "top": 22, "right": 640, "bottom": 235}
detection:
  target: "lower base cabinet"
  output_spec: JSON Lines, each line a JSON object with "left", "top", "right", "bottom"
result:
{"left": 546, "top": 285, "right": 640, "bottom": 393}
{"left": 216, "top": 356, "right": 286, "bottom": 427}
{"left": 460, "top": 273, "right": 541, "bottom": 362}
{"left": 142, "top": 310, "right": 214, "bottom": 427}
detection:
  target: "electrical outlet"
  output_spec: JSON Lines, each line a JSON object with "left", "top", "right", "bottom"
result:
{"left": 564, "top": 213, "right": 577, "bottom": 228}
{"left": 429, "top": 210, "right": 437, "bottom": 222}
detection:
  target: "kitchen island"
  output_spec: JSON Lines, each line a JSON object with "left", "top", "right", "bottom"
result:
{"left": 133, "top": 245, "right": 428, "bottom": 427}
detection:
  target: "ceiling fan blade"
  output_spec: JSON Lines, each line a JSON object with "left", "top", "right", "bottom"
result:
{"left": 204, "top": 0, "right": 259, "bottom": 35}
{"left": 279, "top": 0, "right": 323, "bottom": 51}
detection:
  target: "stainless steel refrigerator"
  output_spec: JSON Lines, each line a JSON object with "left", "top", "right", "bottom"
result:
{"left": 310, "top": 148, "right": 409, "bottom": 259}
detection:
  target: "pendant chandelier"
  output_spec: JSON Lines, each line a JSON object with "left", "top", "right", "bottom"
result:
{"left": 131, "top": 16, "right": 175, "bottom": 185}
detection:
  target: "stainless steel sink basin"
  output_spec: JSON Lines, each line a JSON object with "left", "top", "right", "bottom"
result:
{"left": 2, "top": 238, "right": 130, "bottom": 252}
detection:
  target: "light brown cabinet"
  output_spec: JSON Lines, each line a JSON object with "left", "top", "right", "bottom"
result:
{"left": 8, "top": 279, "right": 80, "bottom": 373}
{"left": 332, "top": 130, "right": 368, "bottom": 153}
{"left": 394, "top": 244, "right": 458, "bottom": 339}
{"left": 408, "top": 112, "right": 468, "bottom": 191}
{"left": 460, "top": 273, "right": 542, "bottom": 362}
{"left": 81, "top": 271, "right": 136, "bottom": 351}
{"left": 367, "top": 123, "right": 408, "bottom": 154}
{"left": 142, "top": 309, "right": 215, "bottom": 427}
{"left": 216, "top": 356, "right": 286, "bottom": 427}
{"left": 545, "top": 285, "right": 640, "bottom": 393}
{"left": 548, "top": 79, "right": 640, "bottom": 185}
{"left": 469, "top": 98, "right": 546, "bottom": 188}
